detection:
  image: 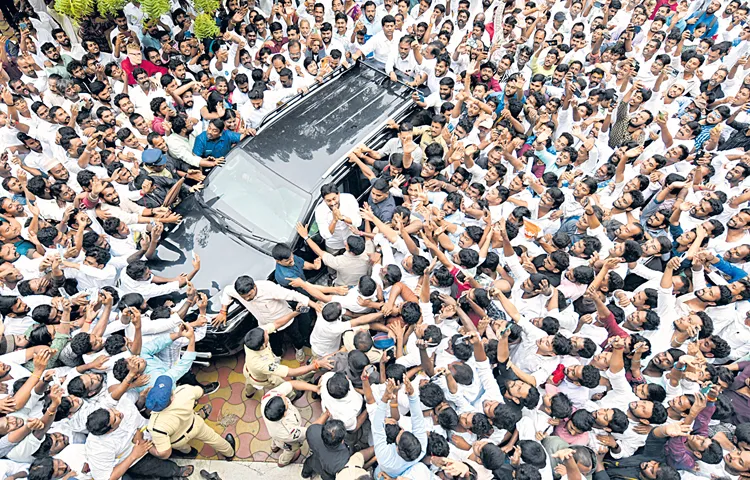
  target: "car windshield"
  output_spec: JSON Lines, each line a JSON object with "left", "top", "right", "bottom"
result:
{"left": 201, "top": 150, "right": 309, "bottom": 243}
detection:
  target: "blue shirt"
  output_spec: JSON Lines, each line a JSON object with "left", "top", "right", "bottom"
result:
{"left": 714, "top": 257, "right": 748, "bottom": 282}
{"left": 138, "top": 334, "right": 197, "bottom": 393}
{"left": 373, "top": 394, "right": 427, "bottom": 477}
{"left": 274, "top": 255, "right": 306, "bottom": 287}
{"left": 192, "top": 129, "right": 242, "bottom": 158}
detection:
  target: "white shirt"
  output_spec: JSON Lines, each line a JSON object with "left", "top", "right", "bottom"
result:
{"left": 64, "top": 263, "right": 119, "bottom": 290}
{"left": 319, "top": 371, "right": 363, "bottom": 431}
{"left": 219, "top": 280, "right": 309, "bottom": 329}
{"left": 85, "top": 397, "right": 147, "bottom": 480}
{"left": 309, "top": 314, "right": 353, "bottom": 357}
{"left": 358, "top": 30, "right": 403, "bottom": 64}
{"left": 313, "top": 193, "right": 362, "bottom": 250}
{"left": 119, "top": 274, "right": 182, "bottom": 300}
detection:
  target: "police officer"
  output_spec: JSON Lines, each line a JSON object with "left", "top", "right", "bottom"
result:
{"left": 243, "top": 309, "right": 333, "bottom": 397}
{"left": 261, "top": 380, "right": 321, "bottom": 467}
{"left": 146, "top": 375, "right": 236, "bottom": 459}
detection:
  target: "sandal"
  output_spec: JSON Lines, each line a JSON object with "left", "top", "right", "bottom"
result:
{"left": 197, "top": 404, "right": 212, "bottom": 420}
{"left": 179, "top": 465, "right": 194, "bottom": 478}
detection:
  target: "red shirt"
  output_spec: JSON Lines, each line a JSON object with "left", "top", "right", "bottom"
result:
{"left": 121, "top": 58, "right": 168, "bottom": 85}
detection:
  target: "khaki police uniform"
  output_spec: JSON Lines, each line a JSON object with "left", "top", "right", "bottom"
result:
{"left": 243, "top": 324, "right": 289, "bottom": 394}
{"left": 336, "top": 452, "right": 369, "bottom": 480}
{"left": 260, "top": 382, "right": 306, "bottom": 465}
{"left": 147, "top": 385, "right": 234, "bottom": 457}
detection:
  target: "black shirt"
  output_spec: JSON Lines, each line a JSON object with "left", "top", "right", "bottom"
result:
{"left": 305, "top": 424, "right": 351, "bottom": 480}
{"left": 719, "top": 120, "right": 750, "bottom": 151}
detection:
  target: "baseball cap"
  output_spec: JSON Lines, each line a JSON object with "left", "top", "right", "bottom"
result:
{"left": 142, "top": 148, "right": 167, "bottom": 166}
{"left": 479, "top": 118, "right": 493, "bottom": 129}
{"left": 145, "top": 375, "right": 173, "bottom": 412}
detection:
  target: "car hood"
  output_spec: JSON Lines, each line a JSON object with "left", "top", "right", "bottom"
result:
{"left": 148, "top": 195, "right": 276, "bottom": 310}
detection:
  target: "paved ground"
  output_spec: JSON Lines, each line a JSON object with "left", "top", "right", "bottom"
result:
{"left": 174, "top": 459, "right": 302, "bottom": 479}
{"left": 188, "top": 347, "right": 320, "bottom": 463}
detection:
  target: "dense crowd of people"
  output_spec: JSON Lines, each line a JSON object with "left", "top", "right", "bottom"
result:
{"left": 2, "top": 0, "right": 750, "bottom": 478}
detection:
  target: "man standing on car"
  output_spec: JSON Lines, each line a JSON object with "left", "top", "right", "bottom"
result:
{"left": 313, "top": 183, "right": 362, "bottom": 257}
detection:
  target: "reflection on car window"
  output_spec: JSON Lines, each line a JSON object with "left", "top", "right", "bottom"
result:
{"left": 204, "top": 152, "right": 308, "bottom": 243}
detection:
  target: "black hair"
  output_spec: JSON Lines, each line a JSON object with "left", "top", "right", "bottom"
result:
{"left": 86, "top": 408, "right": 112, "bottom": 435}
{"left": 550, "top": 392, "right": 573, "bottom": 419}
{"left": 570, "top": 409, "right": 595, "bottom": 432}
{"left": 321, "top": 419, "right": 346, "bottom": 448}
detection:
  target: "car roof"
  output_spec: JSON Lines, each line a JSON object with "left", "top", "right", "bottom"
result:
{"left": 238, "top": 63, "right": 413, "bottom": 193}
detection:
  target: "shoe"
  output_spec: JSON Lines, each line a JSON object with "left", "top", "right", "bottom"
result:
{"left": 271, "top": 445, "right": 281, "bottom": 453}
{"left": 171, "top": 447, "right": 199, "bottom": 458}
{"left": 200, "top": 470, "right": 221, "bottom": 480}
{"left": 290, "top": 389, "right": 305, "bottom": 404}
{"left": 201, "top": 382, "right": 220, "bottom": 396}
{"left": 311, "top": 392, "right": 320, "bottom": 401}
{"left": 278, "top": 449, "right": 302, "bottom": 467}
{"left": 295, "top": 348, "right": 306, "bottom": 362}
{"left": 225, "top": 433, "right": 236, "bottom": 460}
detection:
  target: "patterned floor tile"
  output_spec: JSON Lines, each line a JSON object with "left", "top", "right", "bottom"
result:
{"left": 187, "top": 349, "right": 315, "bottom": 463}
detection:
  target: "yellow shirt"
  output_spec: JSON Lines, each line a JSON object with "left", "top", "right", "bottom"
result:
{"left": 260, "top": 382, "right": 305, "bottom": 443}
{"left": 243, "top": 325, "right": 289, "bottom": 385}
{"left": 413, "top": 125, "right": 448, "bottom": 155}
{"left": 147, "top": 385, "right": 203, "bottom": 452}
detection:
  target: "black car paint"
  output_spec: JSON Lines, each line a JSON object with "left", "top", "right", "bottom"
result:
{"left": 148, "top": 62, "right": 416, "bottom": 356}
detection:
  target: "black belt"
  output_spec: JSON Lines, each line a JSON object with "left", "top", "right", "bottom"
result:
{"left": 151, "top": 417, "right": 196, "bottom": 445}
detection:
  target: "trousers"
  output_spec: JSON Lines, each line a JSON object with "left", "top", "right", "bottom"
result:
{"left": 125, "top": 453, "right": 182, "bottom": 479}
{"left": 171, "top": 416, "right": 234, "bottom": 457}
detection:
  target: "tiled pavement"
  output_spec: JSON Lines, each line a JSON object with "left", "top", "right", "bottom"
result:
{"left": 189, "top": 347, "right": 320, "bottom": 463}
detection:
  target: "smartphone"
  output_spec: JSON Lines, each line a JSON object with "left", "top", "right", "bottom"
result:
{"left": 447, "top": 123, "right": 455, "bottom": 133}
{"left": 418, "top": 91, "right": 425, "bottom": 102}
{"left": 700, "top": 383, "right": 713, "bottom": 395}
{"left": 297, "top": 305, "right": 311, "bottom": 314}
{"left": 548, "top": 40, "right": 558, "bottom": 46}
{"left": 184, "top": 31, "right": 192, "bottom": 39}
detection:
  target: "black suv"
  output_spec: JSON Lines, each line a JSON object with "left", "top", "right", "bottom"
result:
{"left": 149, "top": 62, "right": 416, "bottom": 355}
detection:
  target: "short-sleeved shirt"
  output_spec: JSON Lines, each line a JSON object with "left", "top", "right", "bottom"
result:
{"left": 147, "top": 385, "right": 203, "bottom": 452}
{"left": 192, "top": 129, "right": 242, "bottom": 158}
{"left": 274, "top": 255, "right": 306, "bottom": 287}
{"left": 260, "top": 382, "right": 305, "bottom": 444}
{"left": 243, "top": 325, "right": 289, "bottom": 387}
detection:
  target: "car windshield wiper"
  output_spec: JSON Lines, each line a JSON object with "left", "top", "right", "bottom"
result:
{"left": 195, "top": 194, "right": 277, "bottom": 245}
